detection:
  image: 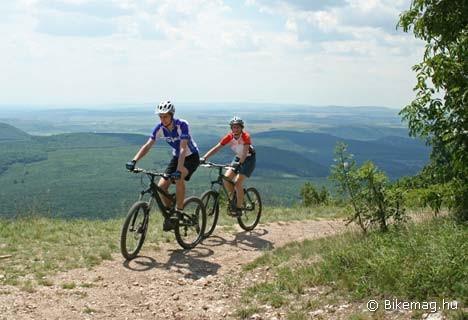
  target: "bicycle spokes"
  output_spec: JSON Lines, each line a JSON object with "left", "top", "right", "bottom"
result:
{"left": 120, "top": 201, "right": 149, "bottom": 260}
{"left": 174, "top": 197, "right": 206, "bottom": 250}
{"left": 237, "top": 187, "right": 262, "bottom": 231}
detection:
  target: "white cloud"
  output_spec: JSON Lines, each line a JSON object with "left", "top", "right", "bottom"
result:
{"left": 0, "top": 0, "right": 424, "bottom": 107}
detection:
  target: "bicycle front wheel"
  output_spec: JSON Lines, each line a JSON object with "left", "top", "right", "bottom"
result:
{"left": 237, "top": 187, "right": 262, "bottom": 231}
{"left": 174, "top": 197, "right": 206, "bottom": 250}
{"left": 200, "top": 190, "right": 220, "bottom": 239}
{"left": 120, "top": 201, "right": 149, "bottom": 260}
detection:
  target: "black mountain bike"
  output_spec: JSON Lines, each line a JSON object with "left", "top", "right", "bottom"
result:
{"left": 120, "top": 168, "right": 206, "bottom": 260}
{"left": 200, "top": 161, "right": 262, "bottom": 238}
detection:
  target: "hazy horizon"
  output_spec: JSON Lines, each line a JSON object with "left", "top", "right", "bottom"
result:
{"left": 0, "top": 102, "right": 405, "bottom": 113}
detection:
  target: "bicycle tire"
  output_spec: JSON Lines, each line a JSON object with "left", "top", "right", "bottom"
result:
{"left": 120, "top": 201, "right": 150, "bottom": 260}
{"left": 237, "top": 187, "right": 262, "bottom": 231}
{"left": 200, "top": 190, "right": 220, "bottom": 238}
{"left": 174, "top": 197, "right": 206, "bottom": 250}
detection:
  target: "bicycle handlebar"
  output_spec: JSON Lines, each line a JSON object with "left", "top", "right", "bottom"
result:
{"left": 130, "top": 168, "right": 168, "bottom": 178}
{"left": 200, "top": 161, "right": 235, "bottom": 170}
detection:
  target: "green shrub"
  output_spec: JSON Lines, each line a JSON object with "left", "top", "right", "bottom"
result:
{"left": 330, "top": 142, "right": 406, "bottom": 233}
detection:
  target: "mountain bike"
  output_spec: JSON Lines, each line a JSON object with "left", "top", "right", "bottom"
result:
{"left": 120, "top": 168, "right": 206, "bottom": 260}
{"left": 200, "top": 161, "right": 262, "bottom": 238}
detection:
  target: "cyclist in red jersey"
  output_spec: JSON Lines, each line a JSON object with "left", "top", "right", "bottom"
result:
{"left": 200, "top": 116, "right": 256, "bottom": 216}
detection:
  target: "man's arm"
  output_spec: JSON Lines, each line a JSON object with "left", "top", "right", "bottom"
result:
{"left": 202, "top": 143, "right": 223, "bottom": 160}
{"left": 177, "top": 139, "right": 188, "bottom": 172}
{"left": 133, "top": 138, "right": 155, "bottom": 162}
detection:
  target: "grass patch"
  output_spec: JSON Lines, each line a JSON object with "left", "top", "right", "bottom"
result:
{"left": 83, "top": 306, "right": 98, "bottom": 314}
{"left": 20, "top": 280, "right": 36, "bottom": 293}
{"left": 61, "top": 282, "right": 76, "bottom": 289}
{"left": 80, "top": 282, "right": 94, "bottom": 288}
{"left": 261, "top": 205, "right": 348, "bottom": 223}
{"left": 287, "top": 311, "right": 308, "bottom": 320}
{"left": 235, "top": 305, "right": 263, "bottom": 319}
{"left": 37, "top": 278, "right": 54, "bottom": 286}
{"left": 212, "top": 205, "right": 346, "bottom": 231}
{"left": 242, "top": 217, "right": 467, "bottom": 316}
{"left": 0, "top": 216, "right": 125, "bottom": 286}
{"left": 246, "top": 282, "right": 288, "bottom": 308}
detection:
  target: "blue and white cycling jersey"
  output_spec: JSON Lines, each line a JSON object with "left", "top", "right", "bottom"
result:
{"left": 150, "top": 118, "right": 199, "bottom": 157}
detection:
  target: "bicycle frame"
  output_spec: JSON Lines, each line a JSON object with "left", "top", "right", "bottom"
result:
{"left": 204, "top": 163, "right": 254, "bottom": 212}
{"left": 136, "top": 170, "right": 176, "bottom": 219}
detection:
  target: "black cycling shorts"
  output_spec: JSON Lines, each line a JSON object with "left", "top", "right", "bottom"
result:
{"left": 231, "top": 153, "right": 256, "bottom": 178}
{"left": 165, "top": 153, "right": 200, "bottom": 181}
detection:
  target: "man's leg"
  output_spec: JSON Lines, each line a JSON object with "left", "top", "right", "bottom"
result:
{"left": 158, "top": 177, "right": 172, "bottom": 207}
{"left": 175, "top": 166, "right": 189, "bottom": 210}
{"left": 223, "top": 169, "right": 236, "bottom": 195}
{"left": 234, "top": 174, "right": 246, "bottom": 209}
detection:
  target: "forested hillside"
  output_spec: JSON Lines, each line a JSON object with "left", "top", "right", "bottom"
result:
{"left": 0, "top": 123, "right": 430, "bottom": 217}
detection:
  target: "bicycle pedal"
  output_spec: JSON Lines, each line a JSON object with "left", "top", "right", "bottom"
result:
{"left": 229, "top": 210, "right": 242, "bottom": 217}
{"left": 163, "top": 219, "right": 176, "bottom": 231}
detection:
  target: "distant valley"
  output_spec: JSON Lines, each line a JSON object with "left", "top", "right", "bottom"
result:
{"left": 0, "top": 105, "right": 430, "bottom": 218}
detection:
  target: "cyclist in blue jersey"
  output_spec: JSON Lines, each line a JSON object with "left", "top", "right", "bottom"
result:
{"left": 126, "top": 101, "right": 200, "bottom": 231}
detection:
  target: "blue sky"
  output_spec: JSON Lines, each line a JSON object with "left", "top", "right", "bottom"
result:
{"left": 0, "top": 0, "right": 423, "bottom": 108}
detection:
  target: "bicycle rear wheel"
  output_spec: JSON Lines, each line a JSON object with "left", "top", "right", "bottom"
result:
{"left": 120, "top": 201, "right": 149, "bottom": 260}
{"left": 174, "top": 197, "right": 206, "bottom": 249}
{"left": 237, "top": 187, "right": 262, "bottom": 231}
{"left": 200, "top": 190, "right": 220, "bottom": 238}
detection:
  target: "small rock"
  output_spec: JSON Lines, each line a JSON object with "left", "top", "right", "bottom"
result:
{"left": 173, "top": 295, "right": 179, "bottom": 301}
{"left": 132, "top": 282, "right": 139, "bottom": 286}
{"left": 184, "top": 270, "right": 193, "bottom": 277}
{"left": 249, "top": 314, "right": 262, "bottom": 320}
{"left": 202, "top": 305, "right": 209, "bottom": 311}
{"left": 309, "top": 309, "right": 324, "bottom": 316}
{"left": 195, "top": 278, "right": 208, "bottom": 286}
{"left": 425, "top": 313, "right": 443, "bottom": 320}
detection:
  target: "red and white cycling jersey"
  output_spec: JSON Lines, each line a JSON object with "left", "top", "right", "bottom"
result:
{"left": 220, "top": 131, "right": 255, "bottom": 157}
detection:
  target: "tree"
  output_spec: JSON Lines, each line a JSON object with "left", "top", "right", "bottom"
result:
{"left": 398, "top": 0, "right": 468, "bottom": 221}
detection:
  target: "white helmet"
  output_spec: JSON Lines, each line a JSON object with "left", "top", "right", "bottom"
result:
{"left": 229, "top": 116, "right": 244, "bottom": 128}
{"left": 155, "top": 100, "right": 175, "bottom": 114}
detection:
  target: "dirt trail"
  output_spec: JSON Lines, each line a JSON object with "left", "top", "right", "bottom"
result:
{"left": 0, "top": 220, "right": 351, "bottom": 319}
